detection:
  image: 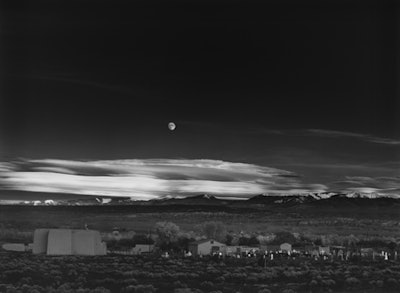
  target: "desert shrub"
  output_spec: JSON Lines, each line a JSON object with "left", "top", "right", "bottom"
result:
{"left": 91, "top": 287, "right": 111, "bottom": 293}
{"left": 30, "top": 285, "right": 45, "bottom": 293}
{"left": 92, "top": 277, "right": 118, "bottom": 290}
{"left": 126, "top": 285, "right": 156, "bottom": 293}
{"left": 3, "top": 270, "right": 24, "bottom": 283}
{"left": 174, "top": 289, "right": 193, "bottom": 293}
{"left": 321, "top": 279, "right": 335, "bottom": 288}
{"left": 309, "top": 279, "right": 318, "bottom": 287}
{"left": 122, "top": 278, "right": 138, "bottom": 286}
{"left": 122, "top": 286, "right": 136, "bottom": 293}
{"left": 246, "top": 275, "right": 258, "bottom": 283}
{"left": 6, "top": 286, "right": 18, "bottom": 293}
{"left": 173, "top": 281, "right": 187, "bottom": 289}
{"left": 385, "top": 278, "right": 399, "bottom": 289}
{"left": 56, "top": 283, "right": 74, "bottom": 293}
{"left": 345, "top": 277, "right": 360, "bottom": 287}
{"left": 200, "top": 281, "right": 215, "bottom": 291}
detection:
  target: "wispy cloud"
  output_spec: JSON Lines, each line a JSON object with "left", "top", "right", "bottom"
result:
{"left": 303, "top": 129, "right": 400, "bottom": 145}
{"left": 251, "top": 128, "right": 400, "bottom": 146}
{"left": 329, "top": 176, "right": 400, "bottom": 196}
{"left": 0, "top": 158, "right": 327, "bottom": 200}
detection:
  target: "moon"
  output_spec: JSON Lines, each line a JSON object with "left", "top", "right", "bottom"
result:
{"left": 168, "top": 122, "right": 176, "bottom": 131}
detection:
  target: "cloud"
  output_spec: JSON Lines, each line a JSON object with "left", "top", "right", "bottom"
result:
{"left": 0, "top": 158, "right": 327, "bottom": 200}
{"left": 252, "top": 128, "right": 400, "bottom": 146}
{"left": 304, "top": 129, "right": 400, "bottom": 145}
{"left": 329, "top": 176, "right": 400, "bottom": 196}
{"left": 0, "top": 162, "right": 15, "bottom": 173}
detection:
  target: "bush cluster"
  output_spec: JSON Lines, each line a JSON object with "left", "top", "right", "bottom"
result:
{"left": 0, "top": 253, "right": 400, "bottom": 292}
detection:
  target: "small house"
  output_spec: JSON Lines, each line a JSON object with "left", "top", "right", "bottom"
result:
{"left": 131, "top": 244, "right": 154, "bottom": 255}
{"left": 226, "top": 246, "right": 259, "bottom": 257}
{"left": 2, "top": 243, "right": 27, "bottom": 252}
{"left": 280, "top": 243, "right": 292, "bottom": 252}
{"left": 330, "top": 245, "right": 346, "bottom": 256}
{"left": 267, "top": 245, "right": 281, "bottom": 252}
{"left": 319, "top": 246, "right": 330, "bottom": 255}
{"left": 360, "top": 248, "right": 375, "bottom": 257}
{"left": 226, "top": 246, "right": 241, "bottom": 256}
{"left": 188, "top": 239, "right": 226, "bottom": 256}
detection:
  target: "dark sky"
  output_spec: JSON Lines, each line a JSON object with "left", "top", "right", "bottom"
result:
{"left": 0, "top": 0, "right": 399, "bottom": 198}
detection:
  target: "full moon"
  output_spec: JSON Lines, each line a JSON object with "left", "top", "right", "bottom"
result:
{"left": 168, "top": 122, "right": 176, "bottom": 131}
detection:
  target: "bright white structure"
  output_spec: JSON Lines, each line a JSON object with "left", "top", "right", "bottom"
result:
{"left": 2, "top": 243, "right": 26, "bottom": 252}
{"left": 33, "top": 229, "right": 106, "bottom": 255}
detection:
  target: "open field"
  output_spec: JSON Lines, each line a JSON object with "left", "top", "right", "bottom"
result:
{"left": 0, "top": 204, "right": 400, "bottom": 241}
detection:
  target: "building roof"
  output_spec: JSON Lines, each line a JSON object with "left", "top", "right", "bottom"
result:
{"left": 35, "top": 228, "right": 99, "bottom": 233}
{"left": 189, "top": 239, "right": 224, "bottom": 245}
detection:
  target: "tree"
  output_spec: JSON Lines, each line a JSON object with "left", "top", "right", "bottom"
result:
{"left": 271, "top": 231, "right": 296, "bottom": 244}
{"left": 201, "top": 221, "right": 226, "bottom": 242}
{"left": 314, "top": 238, "right": 323, "bottom": 246}
{"left": 345, "top": 234, "right": 359, "bottom": 247}
{"left": 154, "top": 222, "right": 180, "bottom": 249}
{"left": 176, "top": 235, "right": 195, "bottom": 252}
{"left": 133, "top": 234, "right": 154, "bottom": 245}
{"left": 387, "top": 242, "right": 397, "bottom": 251}
{"left": 238, "top": 236, "right": 259, "bottom": 246}
{"left": 225, "top": 234, "right": 234, "bottom": 245}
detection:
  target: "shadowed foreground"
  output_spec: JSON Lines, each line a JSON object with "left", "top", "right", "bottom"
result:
{"left": 0, "top": 252, "right": 400, "bottom": 293}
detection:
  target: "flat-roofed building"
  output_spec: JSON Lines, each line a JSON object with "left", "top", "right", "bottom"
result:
{"left": 33, "top": 229, "right": 106, "bottom": 256}
{"left": 188, "top": 239, "right": 226, "bottom": 256}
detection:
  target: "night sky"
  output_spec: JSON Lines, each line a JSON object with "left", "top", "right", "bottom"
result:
{"left": 0, "top": 0, "right": 399, "bottom": 199}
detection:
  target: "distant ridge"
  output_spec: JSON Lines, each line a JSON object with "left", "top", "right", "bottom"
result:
{"left": 0, "top": 190, "right": 398, "bottom": 206}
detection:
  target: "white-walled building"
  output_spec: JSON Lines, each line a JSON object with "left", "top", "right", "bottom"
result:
{"left": 280, "top": 243, "right": 292, "bottom": 252}
{"left": 188, "top": 239, "right": 226, "bottom": 256}
{"left": 33, "top": 229, "right": 106, "bottom": 256}
{"left": 131, "top": 244, "right": 154, "bottom": 255}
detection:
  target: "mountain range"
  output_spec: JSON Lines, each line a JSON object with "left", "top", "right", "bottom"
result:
{"left": 0, "top": 190, "right": 399, "bottom": 208}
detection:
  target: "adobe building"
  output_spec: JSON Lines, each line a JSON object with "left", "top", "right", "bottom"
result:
{"left": 33, "top": 229, "right": 49, "bottom": 254}
{"left": 33, "top": 229, "right": 107, "bottom": 256}
{"left": 1, "top": 243, "right": 27, "bottom": 252}
{"left": 188, "top": 239, "right": 226, "bottom": 256}
{"left": 131, "top": 244, "right": 155, "bottom": 255}
{"left": 280, "top": 243, "right": 292, "bottom": 252}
